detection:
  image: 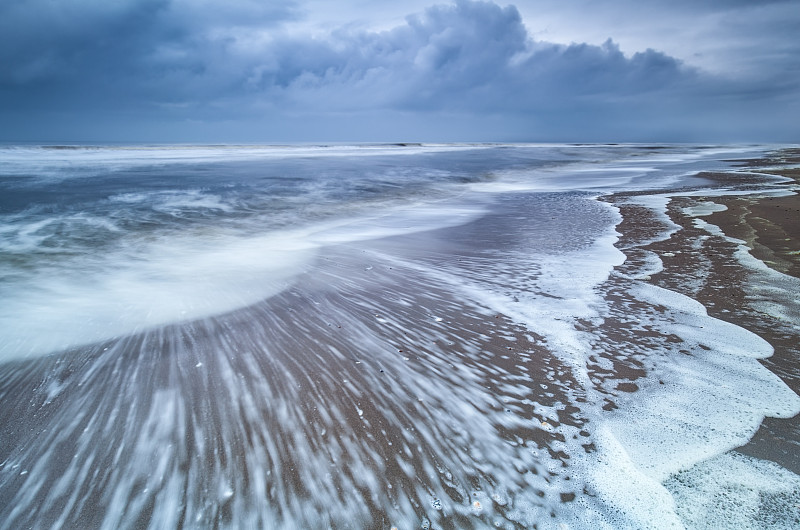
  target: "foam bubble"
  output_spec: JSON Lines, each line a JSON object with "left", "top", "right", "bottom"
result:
{"left": 682, "top": 201, "right": 728, "bottom": 217}
{"left": 665, "top": 452, "right": 800, "bottom": 529}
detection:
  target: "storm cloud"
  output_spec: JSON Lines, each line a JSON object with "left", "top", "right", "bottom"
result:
{"left": 0, "top": 0, "right": 796, "bottom": 142}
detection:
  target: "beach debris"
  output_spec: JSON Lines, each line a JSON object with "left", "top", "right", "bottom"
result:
{"left": 431, "top": 498, "right": 442, "bottom": 510}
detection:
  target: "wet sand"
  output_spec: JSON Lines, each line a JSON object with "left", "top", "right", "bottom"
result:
{"left": 0, "top": 190, "right": 604, "bottom": 527}
{"left": 0, "top": 240, "right": 594, "bottom": 528}
{"left": 613, "top": 148, "right": 800, "bottom": 474}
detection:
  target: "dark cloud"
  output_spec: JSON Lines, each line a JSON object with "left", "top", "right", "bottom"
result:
{"left": 0, "top": 1, "right": 300, "bottom": 102}
{"left": 0, "top": 0, "right": 795, "bottom": 142}
{"left": 229, "top": 2, "right": 693, "bottom": 116}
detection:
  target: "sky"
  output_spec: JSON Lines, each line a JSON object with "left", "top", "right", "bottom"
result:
{"left": 0, "top": 0, "right": 798, "bottom": 143}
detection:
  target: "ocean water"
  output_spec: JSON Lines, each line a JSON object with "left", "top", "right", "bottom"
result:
{"left": 0, "top": 144, "right": 798, "bottom": 528}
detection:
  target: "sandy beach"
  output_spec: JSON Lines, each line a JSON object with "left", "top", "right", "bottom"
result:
{"left": 1, "top": 145, "right": 798, "bottom": 528}
{"left": 632, "top": 149, "right": 800, "bottom": 475}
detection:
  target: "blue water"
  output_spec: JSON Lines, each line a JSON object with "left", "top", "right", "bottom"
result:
{"left": 0, "top": 143, "right": 674, "bottom": 359}
{"left": 1, "top": 143, "right": 798, "bottom": 528}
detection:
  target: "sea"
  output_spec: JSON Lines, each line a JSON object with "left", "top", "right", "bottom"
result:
{"left": 0, "top": 143, "right": 798, "bottom": 528}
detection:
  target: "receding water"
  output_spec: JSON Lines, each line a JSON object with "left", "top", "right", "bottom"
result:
{"left": 0, "top": 144, "right": 797, "bottom": 528}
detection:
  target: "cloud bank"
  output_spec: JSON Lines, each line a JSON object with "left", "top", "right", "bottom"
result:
{"left": 0, "top": 0, "right": 796, "bottom": 142}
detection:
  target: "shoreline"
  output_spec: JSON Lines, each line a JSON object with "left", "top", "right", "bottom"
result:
{"left": 1, "top": 145, "right": 798, "bottom": 527}
{"left": 610, "top": 147, "right": 800, "bottom": 474}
